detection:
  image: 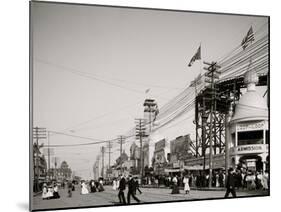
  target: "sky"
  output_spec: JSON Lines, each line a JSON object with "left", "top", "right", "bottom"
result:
{"left": 31, "top": 2, "right": 268, "bottom": 179}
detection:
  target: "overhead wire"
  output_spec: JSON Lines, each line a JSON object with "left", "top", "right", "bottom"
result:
{"left": 43, "top": 22, "right": 269, "bottom": 165}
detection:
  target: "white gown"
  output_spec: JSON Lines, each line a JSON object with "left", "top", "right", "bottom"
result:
{"left": 183, "top": 177, "right": 190, "bottom": 192}
{"left": 46, "top": 187, "right": 54, "bottom": 198}
{"left": 42, "top": 187, "right": 48, "bottom": 199}
{"left": 81, "top": 182, "right": 89, "bottom": 194}
{"left": 112, "top": 180, "right": 117, "bottom": 190}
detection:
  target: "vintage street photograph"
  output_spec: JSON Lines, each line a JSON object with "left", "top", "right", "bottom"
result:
{"left": 30, "top": 1, "right": 269, "bottom": 211}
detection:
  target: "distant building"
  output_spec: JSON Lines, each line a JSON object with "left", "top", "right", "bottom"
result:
{"left": 129, "top": 142, "right": 140, "bottom": 173}
{"left": 33, "top": 143, "right": 47, "bottom": 181}
{"left": 169, "top": 135, "right": 193, "bottom": 166}
{"left": 112, "top": 151, "right": 129, "bottom": 176}
{"left": 48, "top": 161, "right": 72, "bottom": 181}
{"left": 152, "top": 139, "right": 169, "bottom": 175}
{"left": 115, "top": 151, "right": 129, "bottom": 166}
{"left": 33, "top": 143, "right": 47, "bottom": 192}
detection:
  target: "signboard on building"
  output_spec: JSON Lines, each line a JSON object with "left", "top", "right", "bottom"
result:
{"left": 230, "top": 144, "right": 268, "bottom": 155}
{"left": 155, "top": 139, "right": 166, "bottom": 151}
{"left": 170, "top": 135, "right": 192, "bottom": 162}
{"left": 154, "top": 149, "right": 166, "bottom": 164}
{"left": 170, "top": 154, "right": 178, "bottom": 163}
{"left": 173, "top": 161, "right": 180, "bottom": 168}
{"left": 236, "top": 121, "right": 267, "bottom": 132}
{"left": 153, "top": 139, "right": 167, "bottom": 175}
{"left": 184, "top": 153, "right": 225, "bottom": 170}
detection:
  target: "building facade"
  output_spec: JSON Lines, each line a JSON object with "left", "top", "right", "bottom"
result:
{"left": 152, "top": 139, "right": 169, "bottom": 175}
{"left": 229, "top": 69, "right": 269, "bottom": 172}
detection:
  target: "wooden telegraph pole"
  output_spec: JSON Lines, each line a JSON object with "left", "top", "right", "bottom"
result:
{"left": 101, "top": 146, "right": 105, "bottom": 178}
{"left": 117, "top": 135, "right": 125, "bottom": 158}
{"left": 203, "top": 61, "right": 221, "bottom": 188}
{"left": 106, "top": 141, "right": 113, "bottom": 178}
{"left": 135, "top": 118, "right": 148, "bottom": 182}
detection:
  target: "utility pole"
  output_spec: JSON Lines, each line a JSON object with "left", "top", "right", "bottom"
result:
{"left": 203, "top": 61, "right": 221, "bottom": 188}
{"left": 107, "top": 141, "right": 112, "bottom": 168}
{"left": 95, "top": 155, "right": 100, "bottom": 179}
{"left": 53, "top": 156, "right": 59, "bottom": 181}
{"left": 101, "top": 146, "right": 105, "bottom": 178}
{"left": 225, "top": 104, "right": 233, "bottom": 177}
{"left": 47, "top": 131, "right": 50, "bottom": 180}
{"left": 106, "top": 141, "right": 113, "bottom": 178}
{"left": 135, "top": 118, "right": 148, "bottom": 182}
{"left": 117, "top": 136, "right": 125, "bottom": 175}
{"left": 202, "top": 98, "right": 207, "bottom": 171}
{"left": 117, "top": 136, "right": 126, "bottom": 158}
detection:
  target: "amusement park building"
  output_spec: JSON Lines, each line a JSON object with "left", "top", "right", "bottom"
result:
{"left": 229, "top": 69, "right": 269, "bottom": 172}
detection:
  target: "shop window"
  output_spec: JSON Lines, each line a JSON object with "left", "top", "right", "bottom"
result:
{"left": 238, "top": 130, "right": 263, "bottom": 145}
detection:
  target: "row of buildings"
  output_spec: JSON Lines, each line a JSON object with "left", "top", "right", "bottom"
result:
{"left": 33, "top": 144, "right": 73, "bottom": 191}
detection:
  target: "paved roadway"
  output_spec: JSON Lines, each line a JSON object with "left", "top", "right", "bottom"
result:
{"left": 32, "top": 185, "right": 268, "bottom": 210}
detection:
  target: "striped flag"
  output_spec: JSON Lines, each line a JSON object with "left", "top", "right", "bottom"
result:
{"left": 241, "top": 26, "right": 255, "bottom": 50}
{"left": 188, "top": 45, "right": 201, "bottom": 67}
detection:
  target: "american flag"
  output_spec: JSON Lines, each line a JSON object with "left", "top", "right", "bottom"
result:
{"left": 241, "top": 26, "right": 255, "bottom": 50}
{"left": 188, "top": 45, "right": 201, "bottom": 67}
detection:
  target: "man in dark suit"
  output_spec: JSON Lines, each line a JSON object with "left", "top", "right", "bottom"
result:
{"left": 134, "top": 177, "right": 142, "bottom": 194}
{"left": 118, "top": 175, "right": 126, "bottom": 204}
{"left": 224, "top": 168, "right": 237, "bottom": 198}
{"left": 127, "top": 175, "right": 141, "bottom": 204}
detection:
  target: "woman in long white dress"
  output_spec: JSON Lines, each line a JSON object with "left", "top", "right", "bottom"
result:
{"left": 46, "top": 186, "right": 54, "bottom": 199}
{"left": 112, "top": 178, "right": 117, "bottom": 190}
{"left": 98, "top": 179, "right": 105, "bottom": 192}
{"left": 183, "top": 176, "right": 190, "bottom": 194}
{"left": 261, "top": 172, "right": 269, "bottom": 190}
{"left": 81, "top": 181, "right": 89, "bottom": 195}
{"left": 42, "top": 184, "right": 48, "bottom": 200}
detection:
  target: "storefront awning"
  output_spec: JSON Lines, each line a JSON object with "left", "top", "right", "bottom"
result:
{"left": 183, "top": 165, "right": 206, "bottom": 170}
{"left": 164, "top": 168, "right": 183, "bottom": 173}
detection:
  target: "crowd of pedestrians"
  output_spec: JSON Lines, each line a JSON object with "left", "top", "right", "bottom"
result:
{"left": 41, "top": 178, "right": 106, "bottom": 200}
{"left": 138, "top": 168, "right": 269, "bottom": 192}
{"left": 40, "top": 168, "right": 269, "bottom": 202}
{"left": 42, "top": 183, "right": 60, "bottom": 200}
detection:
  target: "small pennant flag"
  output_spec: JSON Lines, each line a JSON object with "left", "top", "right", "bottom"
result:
{"left": 145, "top": 88, "right": 150, "bottom": 94}
{"left": 188, "top": 46, "right": 201, "bottom": 67}
{"left": 241, "top": 26, "right": 255, "bottom": 50}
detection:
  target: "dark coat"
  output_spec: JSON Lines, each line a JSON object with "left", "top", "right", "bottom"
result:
{"left": 128, "top": 178, "right": 137, "bottom": 192}
{"left": 226, "top": 173, "right": 236, "bottom": 189}
{"left": 119, "top": 178, "right": 126, "bottom": 191}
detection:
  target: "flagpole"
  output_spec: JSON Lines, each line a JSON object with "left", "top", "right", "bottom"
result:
{"left": 200, "top": 42, "right": 202, "bottom": 74}
{"left": 200, "top": 42, "right": 204, "bottom": 89}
